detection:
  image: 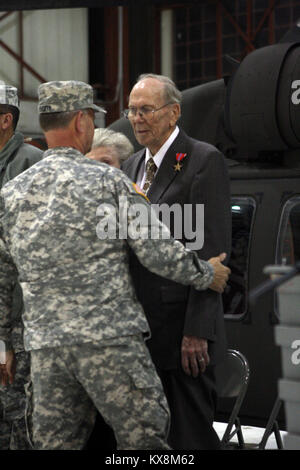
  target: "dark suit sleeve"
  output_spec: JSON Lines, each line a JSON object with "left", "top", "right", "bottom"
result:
{"left": 183, "top": 147, "right": 231, "bottom": 341}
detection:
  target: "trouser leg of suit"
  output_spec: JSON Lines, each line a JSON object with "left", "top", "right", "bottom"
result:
{"left": 0, "top": 351, "right": 31, "bottom": 450}
{"left": 30, "top": 335, "right": 170, "bottom": 450}
{"left": 157, "top": 365, "right": 221, "bottom": 450}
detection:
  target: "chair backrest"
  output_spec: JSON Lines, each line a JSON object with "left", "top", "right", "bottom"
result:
{"left": 215, "top": 349, "right": 250, "bottom": 448}
{"left": 216, "top": 349, "right": 250, "bottom": 398}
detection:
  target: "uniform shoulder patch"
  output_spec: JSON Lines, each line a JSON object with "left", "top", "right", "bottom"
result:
{"left": 132, "top": 183, "right": 149, "bottom": 202}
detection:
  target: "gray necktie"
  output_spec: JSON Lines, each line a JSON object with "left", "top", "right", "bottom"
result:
{"left": 142, "top": 158, "right": 157, "bottom": 194}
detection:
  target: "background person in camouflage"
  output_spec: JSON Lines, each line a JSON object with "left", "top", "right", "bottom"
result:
{"left": 0, "top": 83, "right": 42, "bottom": 450}
{"left": 86, "top": 128, "right": 133, "bottom": 168}
{"left": 0, "top": 80, "right": 229, "bottom": 450}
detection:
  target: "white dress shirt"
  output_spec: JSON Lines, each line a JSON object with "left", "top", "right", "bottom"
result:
{"left": 136, "top": 126, "right": 180, "bottom": 188}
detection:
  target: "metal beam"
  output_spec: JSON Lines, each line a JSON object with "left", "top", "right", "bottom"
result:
{"left": 0, "top": 11, "right": 14, "bottom": 21}
{"left": 0, "top": 39, "right": 47, "bottom": 84}
{"left": 240, "top": 0, "right": 277, "bottom": 56}
{"left": 218, "top": 1, "right": 256, "bottom": 52}
{"left": 247, "top": 0, "right": 253, "bottom": 53}
{"left": 216, "top": 1, "right": 223, "bottom": 78}
{"left": 18, "top": 11, "right": 24, "bottom": 97}
{"left": 1, "top": 0, "right": 177, "bottom": 12}
{"left": 252, "top": 0, "right": 276, "bottom": 43}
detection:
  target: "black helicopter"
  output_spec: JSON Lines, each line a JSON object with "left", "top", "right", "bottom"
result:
{"left": 109, "top": 27, "right": 300, "bottom": 428}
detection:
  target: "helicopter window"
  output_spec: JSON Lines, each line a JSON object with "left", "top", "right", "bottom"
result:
{"left": 223, "top": 197, "right": 256, "bottom": 318}
{"left": 274, "top": 196, "right": 300, "bottom": 320}
{"left": 276, "top": 196, "right": 300, "bottom": 265}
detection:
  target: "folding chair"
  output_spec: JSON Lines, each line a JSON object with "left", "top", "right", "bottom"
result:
{"left": 258, "top": 397, "right": 283, "bottom": 449}
{"left": 215, "top": 349, "right": 250, "bottom": 449}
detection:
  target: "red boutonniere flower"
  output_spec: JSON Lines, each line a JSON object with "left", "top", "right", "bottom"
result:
{"left": 174, "top": 153, "right": 187, "bottom": 172}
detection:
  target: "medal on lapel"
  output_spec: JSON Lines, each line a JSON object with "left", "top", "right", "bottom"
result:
{"left": 174, "top": 152, "right": 187, "bottom": 172}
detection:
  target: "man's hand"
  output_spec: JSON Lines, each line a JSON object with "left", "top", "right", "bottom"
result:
{"left": 181, "top": 336, "right": 209, "bottom": 377}
{"left": 0, "top": 350, "right": 16, "bottom": 386}
{"left": 208, "top": 253, "right": 231, "bottom": 293}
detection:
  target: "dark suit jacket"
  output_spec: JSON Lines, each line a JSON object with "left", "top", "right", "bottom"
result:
{"left": 122, "top": 129, "right": 231, "bottom": 370}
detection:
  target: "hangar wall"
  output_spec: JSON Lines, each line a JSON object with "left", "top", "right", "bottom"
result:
{"left": 0, "top": 8, "right": 89, "bottom": 135}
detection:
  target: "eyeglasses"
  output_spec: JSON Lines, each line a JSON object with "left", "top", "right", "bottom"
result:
{"left": 123, "top": 103, "right": 172, "bottom": 120}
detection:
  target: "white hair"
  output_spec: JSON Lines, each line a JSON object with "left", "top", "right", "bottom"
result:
{"left": 92, "top": 128, "right": 134, "bottom": 162}
{"left": 137, "top": 73, "right": 182, "bottom": 104}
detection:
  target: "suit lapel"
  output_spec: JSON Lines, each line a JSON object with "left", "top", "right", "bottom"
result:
{"left": 127, "top": 149, "right": 145, "bottom": 183}
{"left": 147, "top": 129, "right": 189, "bottom": 203}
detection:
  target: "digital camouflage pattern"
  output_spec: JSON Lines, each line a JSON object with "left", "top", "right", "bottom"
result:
{"left": 0, "top": 147, "right": 213, "bottom": 352}
{"left": 0, "top": 146, "right": 213, "bottom": 449}
{"left": 0, "top": 131, "right": 42, "bottom": 450}
{"left": 0, "top": 351, "right": 31, "bottom": 450}
{"left": 38, "top": 80, "right": 106, "bottom": 114}
{"left": 29, "top": 336, "right": 170, "bottom": 450}
{"left": 0, "top": 132, "right": 42, "bottom": 351}
{"left": 0, "top": 84, "right": 19, "bottom": 109}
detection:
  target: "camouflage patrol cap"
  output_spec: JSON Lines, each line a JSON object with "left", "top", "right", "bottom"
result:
{"left": 0, "top": 84, "right": 19, "bottom": 109}
{"left": 38, "top": 80, "right": 106, "bottom": 114}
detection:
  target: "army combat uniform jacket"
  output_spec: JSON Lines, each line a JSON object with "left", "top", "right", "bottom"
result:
{"left": 0, "top": 131, "right": 42, "bottom": 353}
{"left": 0, "top": 147, "right": 213, "bottom": 352}
{"left": 0, "top": 132, "right": 42, "bottom": 188}
{"left": 0, "top": 131, "right": 42, "bottom": 450}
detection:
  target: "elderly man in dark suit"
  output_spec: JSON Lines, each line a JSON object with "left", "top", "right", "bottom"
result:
{"left": 122, "top": 74, "right": 231, "bottom": 450}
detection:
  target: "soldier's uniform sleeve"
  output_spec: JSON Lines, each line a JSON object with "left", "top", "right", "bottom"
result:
{"left": 0, "top": 197, "right": 18, "bottom": 351}
{"left": 114, "top": 175, "right": 214, "bottom": 291}
{"left": 2, "top": 144, "right": 42, "bottom": 186}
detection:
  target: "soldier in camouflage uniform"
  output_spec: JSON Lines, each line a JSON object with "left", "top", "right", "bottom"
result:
{"left": 0, "top": 81, "right": 229, "bottom": 450}
{"left": 0, "top": 84, "right": 42, "bottom": 450}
